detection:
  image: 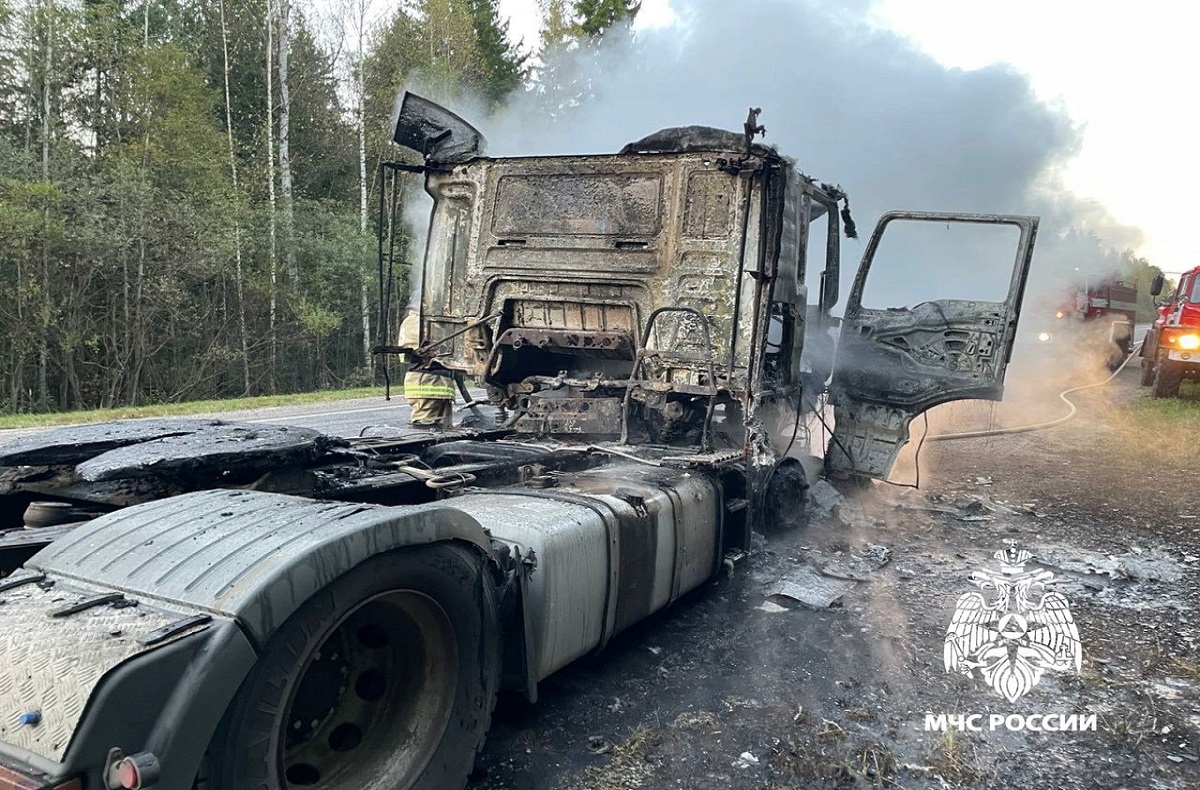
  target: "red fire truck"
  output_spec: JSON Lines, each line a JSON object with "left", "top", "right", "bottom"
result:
{"left": 1032, "top": 276, "right": 1138, "bottom": 369}
{"left": 1140, "top": 267, "right": 1200, "bottom": 397}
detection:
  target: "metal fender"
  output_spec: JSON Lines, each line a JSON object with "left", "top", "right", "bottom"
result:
{"left": 4, "top": 489, "right": 497, "bottom": 788}
{"left": 28, "top": 489, "right": 498, "bottom": 647}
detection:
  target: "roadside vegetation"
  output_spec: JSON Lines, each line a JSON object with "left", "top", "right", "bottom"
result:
{"left": 1097, "top": 382, "right": 1200, "bottom": 468}
{"left": 1131, "top": 383, "right": 1200, "bottom": 433}
{"left": 0, "top": 0, "right": 636, "bottom": 417}
{"left": 0, "top": 386, "right": 382, "bottom": 429}
{"left": 1135, "top": 376, "right": 1200, "bottom": 410}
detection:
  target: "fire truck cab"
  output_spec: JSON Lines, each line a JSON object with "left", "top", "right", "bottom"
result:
{"left": 1141, "top": 267, "right": 1200, "bottom": 397}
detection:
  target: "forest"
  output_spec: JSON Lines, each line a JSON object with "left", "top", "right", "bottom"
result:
{"left": 0, "top": 0, "right": 636, "bottom": 412}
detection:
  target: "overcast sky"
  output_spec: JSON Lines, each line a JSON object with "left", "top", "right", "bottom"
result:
{"left": 494, "top": 0, "right": 1196, "bottom": 276}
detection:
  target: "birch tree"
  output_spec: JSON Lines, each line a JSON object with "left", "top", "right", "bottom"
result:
{"left": 0, "top": 0, "right": 541, "bottom": 411}
{"left": 220, "top": 0, "right": 250, "bottom": 395}
{"left": 277, "top": 0, "right": 295, "bottom": 283}
{"left": 35, "top": 0, "right": 54, "bottom": 408}
{"left": 266, "top": 0, "right": 278, "bottom": 392}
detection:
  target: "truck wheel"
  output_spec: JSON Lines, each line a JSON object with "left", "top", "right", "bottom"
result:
{"left": 1140, "top": 358, "right": 1156, "bottom": 387}
{"left": 210, "top": 544, "right": 500, "bottom": 790}
{"left": 1152, "top": 360, "right": 1183, "bottom": 399}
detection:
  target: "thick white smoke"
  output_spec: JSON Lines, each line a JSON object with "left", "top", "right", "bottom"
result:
{"left": 469, "top": 0, "right": 1143, "bottom": 309}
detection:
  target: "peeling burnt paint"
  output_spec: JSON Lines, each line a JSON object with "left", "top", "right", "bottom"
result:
{"left": 405, "top": 121, "right": 852, "bottom": 480}
{"left": 378, "top": 101, "right": 1041, "bottom": 493}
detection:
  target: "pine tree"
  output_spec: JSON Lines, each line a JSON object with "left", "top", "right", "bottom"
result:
{"left": 467, "top": 0, "right": 526, "bottom": 104}
{"left": 534, "top": 0, "right": 638, "bottom": 120}
{"left": 573, "top": 0, "right": 639, "bottom": 38}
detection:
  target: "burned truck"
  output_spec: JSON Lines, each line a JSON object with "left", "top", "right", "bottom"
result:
{"left": 0, "top": 95, "right": 1037, "bottom": 790}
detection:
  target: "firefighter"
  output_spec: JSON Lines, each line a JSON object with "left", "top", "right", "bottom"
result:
{"left": 397, "top": 310, "right": 456, "bottom": 428}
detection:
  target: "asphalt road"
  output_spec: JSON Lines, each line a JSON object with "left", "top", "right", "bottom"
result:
{"left": 0, "top": 394, "right": 423, "bottom": 445}
{"left": 196, "top": 396, "right": 419, "bottom": 437}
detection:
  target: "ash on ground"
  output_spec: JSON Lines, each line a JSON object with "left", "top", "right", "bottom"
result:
{"left": 473, "top": 369, "right": 1199, "bottom": 790}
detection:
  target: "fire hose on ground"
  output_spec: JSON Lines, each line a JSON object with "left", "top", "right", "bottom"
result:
{"left": 925, "top": 341, "right": 1142, "bottom": 443}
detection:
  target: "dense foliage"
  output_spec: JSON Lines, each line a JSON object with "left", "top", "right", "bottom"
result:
{"left": 0, "top": 0, "right": 565, "bottom": 411}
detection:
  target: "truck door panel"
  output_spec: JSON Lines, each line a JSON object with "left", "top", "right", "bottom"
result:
{"left": 827, "top": 211, "right": 1038, "bottom": 479}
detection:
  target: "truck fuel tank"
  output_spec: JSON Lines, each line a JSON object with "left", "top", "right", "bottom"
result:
{"left": 450, "top": 463, "right": 721, "bottom": 685}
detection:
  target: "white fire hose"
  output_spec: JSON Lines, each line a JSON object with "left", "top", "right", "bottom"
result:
{"left": 925, "top": 342, "right": 1141, "bottom": 443}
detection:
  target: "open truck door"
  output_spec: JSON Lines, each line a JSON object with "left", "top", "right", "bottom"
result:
{"left": 826, "top": 211, "right": 1038, "bottom": 479}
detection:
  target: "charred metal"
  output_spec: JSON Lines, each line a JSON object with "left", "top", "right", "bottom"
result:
{"left": 0, "top": 94, "right": 1039, "bottom": 790}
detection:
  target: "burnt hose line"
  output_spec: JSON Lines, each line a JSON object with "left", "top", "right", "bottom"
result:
{"left": 925, "top": 348, "right": 1138, "bottom": 443}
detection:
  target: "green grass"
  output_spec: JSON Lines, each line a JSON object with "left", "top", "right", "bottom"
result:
{"left": 1131, "top": 381, "right": 1200, "bottom": 427}
{"left": 1111, "top": 382, "right": 1200, "bottom": 468}
{"left": 0, "top": 387, "right": 386, "bottom": 430}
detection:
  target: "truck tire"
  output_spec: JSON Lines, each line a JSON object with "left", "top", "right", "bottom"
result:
{"left": 209, "top": 543, "right": 500, "bottom": 790}
{"left": 1152, "top": 360, "right": 1183, "bottom": 399}
{"left": 1140, "top": 358, "right": 1156, "bottom": 387}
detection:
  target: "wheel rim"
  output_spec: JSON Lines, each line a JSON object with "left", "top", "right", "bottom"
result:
{"left": 278, "top": 590, "right": 459, "bottom": 790}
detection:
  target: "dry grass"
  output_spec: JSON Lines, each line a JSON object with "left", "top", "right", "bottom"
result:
{"left": 854, "top": 742, "right": 898, "bottom": 783}
{"left": 1097, "top": 711, "right": 1149, "bottom": 747}
{"left": 925, "top": 729, "right": 981, "bottom": 783}
{"left": 816, "top": 719, "right": 846, "bottom": 741}
{"left": 671, "top": 710, "right": 718, "bottom": 731}
{"left": 1165, "top": 655, "right": 1200, "bottom": 679}
{"left": 571, "top": 725, "right": 663, "bottom": 790}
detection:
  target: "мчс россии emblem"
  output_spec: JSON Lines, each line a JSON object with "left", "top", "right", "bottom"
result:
{"left": 943, "top": 547, "right": 1082, "bottom": 702}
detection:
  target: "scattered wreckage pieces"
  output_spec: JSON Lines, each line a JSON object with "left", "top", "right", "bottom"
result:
{"left": 0, "top": 419, "right": 340, "bottom": 485}
{"left": 818, "top": 544, "right": 892, "bottom": 581}
{"left": 806, "top": 479, "right": 845, "bottom": 517}
{"left": 763, "top": 542, "right": 892, "bottom": 610}
{"left": 0, "top": 464, "right": 54, "bottom": 495}
{"left": 0, "top": 417, "right": 340, "bottom": 485}
{"left": 1034, "top": 545, "right": 1184, "bottom": 583}
{"left": 766, "top": 565, "right": 857, "bottom": 610}
{"left": 836, "top": 487, "right": 1028, "bottom": 528}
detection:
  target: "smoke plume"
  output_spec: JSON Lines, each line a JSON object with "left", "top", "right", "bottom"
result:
{"left": 472, "top": 0, "right": 1142, "bottom": 308}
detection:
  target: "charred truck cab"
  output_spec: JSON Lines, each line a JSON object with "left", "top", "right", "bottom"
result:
{"left": 0, "top": 94, "right": 1037, "bottom": 790}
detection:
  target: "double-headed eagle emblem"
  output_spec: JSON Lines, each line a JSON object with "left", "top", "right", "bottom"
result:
{"left": 943, "top": 547, "right": 1082, "bottom": 702}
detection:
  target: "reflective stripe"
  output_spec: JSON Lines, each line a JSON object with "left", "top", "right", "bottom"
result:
{"left": 406, "top": 386, "right": 455, "bottom": 398}
{"left": 404, "top": 371, "right": 456, "bottom": 399}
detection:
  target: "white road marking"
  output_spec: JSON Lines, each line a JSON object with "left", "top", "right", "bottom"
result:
{"left": 251, "top": 403, "right": 406, "bottom": 422}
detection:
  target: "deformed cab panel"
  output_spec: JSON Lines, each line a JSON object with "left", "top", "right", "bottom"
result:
{"left": 827, "top": 212, "right": 1039, "bottom": 479}
{"left": 393, "top": 101, "right": 850, "bottom": 478}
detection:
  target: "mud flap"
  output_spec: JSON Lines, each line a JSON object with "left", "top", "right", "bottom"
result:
{"left": 827, "top": 212, "right": 1038, "bottom": 479}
